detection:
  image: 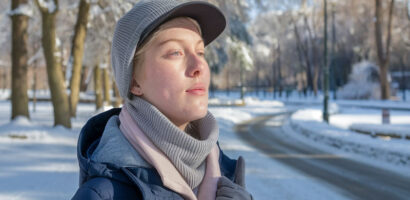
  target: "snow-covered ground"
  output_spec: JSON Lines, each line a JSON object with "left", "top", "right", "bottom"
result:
{"left": 0, "top": 101, "right": 94, "bottom": 200}
{"left": 287, "top": 106, "right": 410, "bottom": 175}
{"left": 210, "top": 99, "right": 350, "bottom": 200}
{"left": 0, "top": 93, "right": 409, "bottom": 199}
{"left": 0, "top": 98, "right": 347, "bottom": 200}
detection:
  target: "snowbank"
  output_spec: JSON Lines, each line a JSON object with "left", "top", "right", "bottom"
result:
{"left": 0, "top": 116, "right": 76, "bottom": 145}
{"left": 349, "top": 123, "right": 410, "bottom": 139}
{"left": 289, "top": 109, "right": 410, "bottom": 167}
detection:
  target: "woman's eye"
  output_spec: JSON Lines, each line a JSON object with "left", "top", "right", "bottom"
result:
{"left": 197, "top": 51, "right": 205, "bottom": 57}
{"left": 168, "top": 51, "right": 182, "bottom": 57}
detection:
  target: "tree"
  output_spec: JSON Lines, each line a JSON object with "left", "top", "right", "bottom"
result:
{"left": 102, "top": 66, "right": 111, "bottom": 106}
{"left": 68, "top": 0, "right": 90, "bottom": 117}
{"left": 10, "top": 0, "right": 30, "bottom": 120}
{"left": 94, "top": 64, "right": 103, "bottom": 110}
{"left": 408, "top": 0, "right": 410, "bottom": 20}
{"left": 227, "top": 37, "right": 253, "bottom": 101}
{"left": 292, "top": 17, "right": 314, "bottom": 93}
{"left": 35, "top": 0, "right": 71, "bottom": 128}
{"left": 374, "top": 0, "right": 395, "bottom": 100}
{"left": 112, "top": 80, "right": 122, "bottom": 107}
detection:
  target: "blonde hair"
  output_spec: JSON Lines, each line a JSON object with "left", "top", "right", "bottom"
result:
{"left": 132, "top": 17, "right": 202, "bottom": 79}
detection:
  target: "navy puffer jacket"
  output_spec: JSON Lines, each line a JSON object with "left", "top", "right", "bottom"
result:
{"left": 71, "top": 108, "right": 237, "bottom": 200}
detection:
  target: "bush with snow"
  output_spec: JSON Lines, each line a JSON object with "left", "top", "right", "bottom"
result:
{"left": 337, "top": 61, "right": 381, "bottom": 99}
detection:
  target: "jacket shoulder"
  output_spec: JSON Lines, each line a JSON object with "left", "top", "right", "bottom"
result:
{"left": 72, "top": 177, "right": 142, "bottom": 200}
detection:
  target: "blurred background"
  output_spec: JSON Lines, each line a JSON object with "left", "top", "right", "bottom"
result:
{"left": 0, "top": 0, "right": 410, "bottom": 199}
{"left": 1, "top": 0, "right": 409, "bottom": 127}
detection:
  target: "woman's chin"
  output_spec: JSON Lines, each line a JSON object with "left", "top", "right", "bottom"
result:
{"left": 186, "top": 107, "right": 208, "bottom": 122}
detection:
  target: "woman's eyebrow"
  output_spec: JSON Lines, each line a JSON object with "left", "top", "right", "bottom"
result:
{"left": 157, "top": 38, "right": 204, "bottom": 47}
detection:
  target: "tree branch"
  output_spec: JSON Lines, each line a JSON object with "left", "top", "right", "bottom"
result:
{"left": 385, "top": 0, "right": 395, "bottom": 62}
{"left": 34, "top": 0, "right": 47, "bottom": 13}
{"left": 52, "top": 0, "right": 59, "bottom": 14}
{"left": 34, "top": 0, "right": 59, "bottom": 14}
{"left": 407, "top": 0, "right": 410, "bottom": 21}
{"left": 374, "top": 0, "right": 385, "bottom": 62}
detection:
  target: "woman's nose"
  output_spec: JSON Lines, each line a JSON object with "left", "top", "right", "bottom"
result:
{"left": 186, "top": 53, "right": 206, "bottom": 78}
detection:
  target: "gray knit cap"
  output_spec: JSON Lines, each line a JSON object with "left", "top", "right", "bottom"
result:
{"left": 111, "top": 0, "right": 226, "bottom": 99}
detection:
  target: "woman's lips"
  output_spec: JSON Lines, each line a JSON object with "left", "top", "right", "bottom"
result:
{"left": 186, "top": 85, "right": 206, "bottom": 96}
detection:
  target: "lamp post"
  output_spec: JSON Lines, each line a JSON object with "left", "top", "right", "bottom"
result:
{"left": 323, "top": 0, "right": 330, "bottom": 123}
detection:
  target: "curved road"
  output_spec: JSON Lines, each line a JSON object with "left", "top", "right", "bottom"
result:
{"left": 235, "top": 113, "right": 410, "bottom": 200}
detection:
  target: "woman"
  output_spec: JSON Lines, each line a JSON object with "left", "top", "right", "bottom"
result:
{"left": 72, "top": 0, "right": 252, "bottom": 199}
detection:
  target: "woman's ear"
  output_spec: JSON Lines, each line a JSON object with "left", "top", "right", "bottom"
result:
{"left": 130, "top": 78, "right": 143, "bottom": 96}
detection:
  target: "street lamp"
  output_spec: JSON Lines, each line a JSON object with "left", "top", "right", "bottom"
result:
{"left": 323, "top": 0, "right": 330, "bottom": 123}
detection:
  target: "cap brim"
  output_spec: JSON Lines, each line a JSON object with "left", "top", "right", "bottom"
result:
{"left": 138, "top": 1, "right": 226, "bottom": 46}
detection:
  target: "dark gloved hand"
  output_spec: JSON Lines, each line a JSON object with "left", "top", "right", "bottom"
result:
{"left": 216, "top": 156, "right": 253, "bottom": 200}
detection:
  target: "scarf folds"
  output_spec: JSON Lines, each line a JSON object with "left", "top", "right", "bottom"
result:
{"left": 123, "top": 97, "right": 219, "bottom": 189}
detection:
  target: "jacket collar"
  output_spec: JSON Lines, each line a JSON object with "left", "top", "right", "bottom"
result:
{"left": 77, "top": 108, "right": 237, "bottom": 196}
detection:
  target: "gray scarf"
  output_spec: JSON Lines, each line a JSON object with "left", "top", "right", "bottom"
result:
{"left": 124, "top": 97, "right": 219, "bottom": 188}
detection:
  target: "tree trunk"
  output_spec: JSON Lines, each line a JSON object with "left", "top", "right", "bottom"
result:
{"left": 296, "top": 37, "right": 307, "bottom": 97}
{"left": 400, "top": 55, "right": 406, "bottom": 101}
{"left": 102, "top": 67, "right": 111, "bottom": 105}
{"left": 304, "top": 16, "right": 319, "bottom": 96}
{"left": 94, "top": 65, "right": 103, "bottom": 110}
{"left": 69, "top": 0, "right": 90, "bottom": 117}
{"left": 255, "top": 61, "right": 259, "bottom": 96}
{"left": 313, "top": 62, "right": 320, "bottom": 96}
{"left": 272, "top": 57, "right": 277, "bottom": 99}
{"left": 32, "top": 63, "right": 37, "bottom": 113}
{"left": 331, "top": 4, "right": 337, "bottom": 100}
{"left": 379, "top": 60, "right": 390, "bottom": 99}
{"left": 277, "top": 45, "right": 283, "bottom": 97}
{"left": 292, "top": 19, "right": 314, "bottom": 92}
{"left": 226, "top": 65, "right": 230, "bottom": 96}
{"left": 79, "top": 66, "right": 89, "bottom": 92}
{"left": 36, "top": 0, "right": 71, "bottom": 128}
{"left": 374, "top": 0, "right": 395, "bottom": 100}
{"left": 112, "top": 81, "right": 122, "bottom": 107}
{"left": 11, "top": 0, "right": 30, "bottom": 120}
{"left": 408, "top": 0, "right": 410, "bottom": 21}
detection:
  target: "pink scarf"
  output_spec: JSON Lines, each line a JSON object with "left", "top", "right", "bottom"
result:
{"left": 119, "top": 108, "right": 221, "bottom": 200}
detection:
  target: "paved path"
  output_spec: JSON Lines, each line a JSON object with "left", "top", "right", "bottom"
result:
{"left": 235, "top": 113, "right": 410, "bottom": 200}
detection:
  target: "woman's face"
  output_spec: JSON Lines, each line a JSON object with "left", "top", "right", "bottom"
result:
{"left": 131, "top": 18, "right": 210, "bottom": 130}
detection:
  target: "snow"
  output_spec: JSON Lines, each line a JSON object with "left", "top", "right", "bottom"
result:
{"left": 240, "top": 44, "right": 253, "bottom": 68}
{"left": 65, "top": 56, "right": 73, "bottom": 82}
{"left": 0, "top": 93, "right": 409, "bottom": 199}
{"left": 208, "top": 99, "right": 348, "bottom": 200}
{"left": 226, "top": 38, "right": 254, "bottom": 71}
{"left": 278, "top": 90, "right": 410, "bottom": 109}
{"left": 7, "top": 4, "right": 33, "bottom": 17}
{"left": 37, "top": 0, "right": 56, "bottom": 13}
{"left": 254, "top": 43, "right": 270, "bottom": 57}
{"left": 28, "top": 48, "right": 43, "bottom": 66}
{"left": 337, "top": 61, "right": 380, "bottom": 99}
{"left": 288, "top": 107, "right": 410, "bottom": 172}
{"left": 330, "top": 107, "right": 410, "bottom": 129}
{"left": 349, "top": 123, "right": 410, "bottom": 139}
{"left": 0, "top": 102, "right": 85, "bottom": 200}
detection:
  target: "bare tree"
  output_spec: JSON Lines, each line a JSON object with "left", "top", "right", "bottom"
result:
{"left": 292, "top": 17, "right": 314, "bottom": 92}
{"left": 374, "top": 0, "right": 395, "bottom": 100}
{"left": 68, "top": 0, "right": 90, "bottom": 117}
{"left": 94, "top": 64, "right": 103, "bottom": 110}
{"left": 10, "top": 0, "right": 30, "bottom": 119}
{"left": 112, "top": 79, "right": 122, "bottom": 107}
{"left": 102, "top": 66, "right": 111, "bottom": 106}
{"left": 35, "top": 0, "right": 71, "bottom": 128}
